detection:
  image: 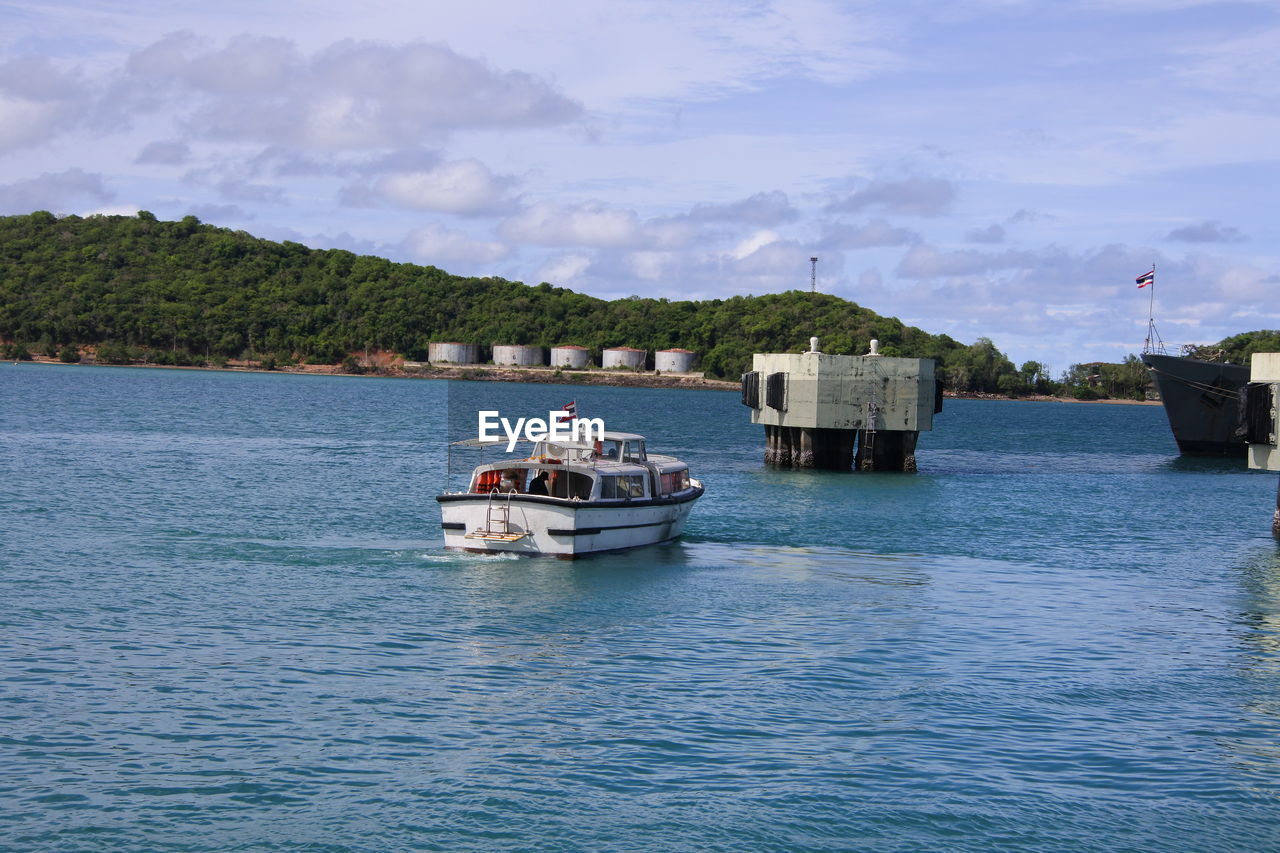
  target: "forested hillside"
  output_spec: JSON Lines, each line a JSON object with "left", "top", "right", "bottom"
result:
{"left": 1194, "top": 330, "right": 1280, "bottom": 365}
{"left": 0, "top": 210, "right": 1022, "bottom": 388}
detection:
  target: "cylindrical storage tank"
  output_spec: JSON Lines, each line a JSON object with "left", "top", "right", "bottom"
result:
{"left": 491, "top": 344, "right": 545, "bottom": 366}
{"left": 428, "top": 342, "right": 480, "bottom": 364}
{"left": 550, "top": 345, "right": 590, "bottom": 369}
{"left": 655, "top": 348, "right": 696, "bottom": 373}
{"left": 602, "top": 347, "right": 646, "bottom": 369}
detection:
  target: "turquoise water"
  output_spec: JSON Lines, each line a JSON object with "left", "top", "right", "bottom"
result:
{"left": 3, "top": 364, "right": 1280, "bottom": 852}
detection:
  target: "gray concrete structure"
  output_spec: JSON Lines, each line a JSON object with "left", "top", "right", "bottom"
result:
{"left": 655, "top": 349, "right": 697, "bottom": 373}
{"left": 550, "top": 345, "right": 590, "bottom": 369}
{"left": 1243, "top": 353, "right": 1280, "bottom": 534}
{"left": 491, "top": 344, "right": 545, "bottom": 367}
{"left": 743, "top": 340, "right": 939, "bottom": 471}
{"left": 428, "top": 342, "right": 481, "bottom": 364}
{"left": 602, "top": 347, "right": 646, "bottom": 369}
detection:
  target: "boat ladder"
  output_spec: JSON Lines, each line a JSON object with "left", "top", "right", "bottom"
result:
{"left": 465, "top": 490, "right": 529, "bottom": 542}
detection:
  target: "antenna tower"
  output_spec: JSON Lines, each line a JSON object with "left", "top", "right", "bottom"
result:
{"left": 810, "top": 256, "right": 818, "bottom": 293}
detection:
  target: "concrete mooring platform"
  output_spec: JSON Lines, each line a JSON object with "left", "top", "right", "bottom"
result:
{"left": 1243, "top": 352, "right": 1280, "bottom": 534}
{"left": 742, "top": 339, "right": 941, "bottom": 472}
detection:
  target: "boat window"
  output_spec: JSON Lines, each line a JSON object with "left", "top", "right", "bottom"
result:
{"left": 473, "top": 469, "right": 501, "bottom": 493}
{"left": 599, "top": 474, "right": 646, "bottom": 499}
{"left": 499, "top": 469, "right": 525, "bottom": 493}
{"left": 622, "top": 440, "right": 646, "bottom": 462}
{"left": 474, "top": 468, "right": 526, "bottom": 493}
{"left": 658, "top": 470, "right": 691, "bottom": 496}
{"left": 596, "top": 440, "right": 622, "bottom": 460}
{"left": 551, "top": 470, "right": 594, "bottom": 500}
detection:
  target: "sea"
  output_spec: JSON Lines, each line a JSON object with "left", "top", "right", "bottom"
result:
{"left": 3, "top": 363, "right": 1279, "bottom": 852}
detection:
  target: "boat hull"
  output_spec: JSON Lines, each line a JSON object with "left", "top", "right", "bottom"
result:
{"left": 1142, "top": 353, "right": 1248, "bottom": 457}
{"left": 437, "top": 488, "right": 703, "bottom": 557}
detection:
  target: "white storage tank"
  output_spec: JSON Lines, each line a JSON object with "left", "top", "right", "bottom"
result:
{"left": 602, "top": 347, "right": 646, "bottom": 369}
{"left": 550, "top": 345, "right": 591, "bottom": 369}
{"left": 655, "top": 348, "right": 697, "bottom": 373}
{"left": 428, "top": 342, "right": 481, "bottom": 364}
{"left": 491, "top": 344, "right": 545, "bottom": 366}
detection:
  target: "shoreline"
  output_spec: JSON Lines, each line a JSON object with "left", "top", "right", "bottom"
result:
{"left": 9, "top": 356, "right": 1160, "bottom": 404}
{"left": 11, "top": 355, "right": 740, "bottom": 391}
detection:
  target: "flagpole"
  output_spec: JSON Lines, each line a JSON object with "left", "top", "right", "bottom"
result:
{"left": 1152, "top": 261, "right": 1162, "bottom": 350}
{"left": 1148, "top": 262, "right": 1156, "bottom": 337}
{"left": 1143, "top": 263, "right": 1164, "bottom": 355}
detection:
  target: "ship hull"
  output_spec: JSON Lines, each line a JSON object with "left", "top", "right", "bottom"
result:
{"left": 437, "top": 488, "right": 703, "bottom": 557}
{"left": 1142, "top": 353, "right": 1248, "bottom": 457}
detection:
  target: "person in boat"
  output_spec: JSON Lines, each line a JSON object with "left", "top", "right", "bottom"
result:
{"left": 527, "top": 471, "right": 550, "bottom": 496}
{"left": 499, "top": 470, "right": 520, "bottom": 493}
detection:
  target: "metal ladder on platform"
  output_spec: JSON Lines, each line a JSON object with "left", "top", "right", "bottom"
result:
{"left": 860, "top": 399, "right": 879, "bottom": 470}
{"left": 465, "top": 489, "right": 529, "bottom": 542}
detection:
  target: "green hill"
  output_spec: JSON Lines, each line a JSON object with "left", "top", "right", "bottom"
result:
{"left": 0, "top": 210, "right": 1018, "bottom": 389}
{"left": 1193, "top": 330, "right": 1280, "bottom": 365}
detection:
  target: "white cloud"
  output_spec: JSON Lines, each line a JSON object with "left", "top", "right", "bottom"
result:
{"left": 896, "top": 244, "right": 1025, "bottom": 278}
{"left": 213, "top": 178, "right": 285, "bottom": 204}
{"left": 536, "top": 253, "right": 592, "bottom": 285}
{"left": 1166, "top": 220, "right": 1245, "bottom": 243}
{"left": 727, "top": 236, "right": 813, "bottom": 283}
{"left": 403, "top": 223, "right": 509, "bottom": 263}
{"left": 819, "top": 219, "right": 918, "bottom": 250}
{"left": 0, "top": 56, "right": 90, "bottom": 152}
{"left": 642, "top": 218, "right": 702, "bottom": 249}
{"left": 136, "top": 140, "right": 192, "bottom": 165}
{"left": 0, "top": 95, "right": 68, "bottom": 152}
{"left": 826, "top": 177, "right": 955, "bottom": 217}
{"left": 1175, "top": 25, "right": 1280, "bottom": 99}
{"left": 500, "top": 201, "right": 644, "bottom": 248}
{"left": 966, "top": 224, "right": 1006, "bottom": 244}
{"left": 122, "top": 33, "right": 583, "bottom": 150}
{"left": 685, "top": 190, "right": 797, "bottom": 225}
{"left": 345, "top": 159, "right": 514, "bottom": 214}
{"left": 0, "top": 168, "right": 113, "bottom": 213}
{"left": 728, "top": 229, "right": 781, "bottom": 261}
{"left": 623, "top": 251, "right": 680, "bottom": 281}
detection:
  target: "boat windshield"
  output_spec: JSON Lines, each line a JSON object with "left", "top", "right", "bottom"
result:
{"left": 593, "top": 439, "right": 646, "bottom": 462}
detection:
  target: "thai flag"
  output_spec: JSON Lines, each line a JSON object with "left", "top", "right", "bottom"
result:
{"left": 1136, "top": 270, "right": 1154, "bottom": 288}
{"left": 558, "top": 399, "right": 583, "bottom": 425}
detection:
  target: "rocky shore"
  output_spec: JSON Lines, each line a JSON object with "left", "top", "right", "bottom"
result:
{"left": 12, "top": 356, "right": 1158, "bottom": 402}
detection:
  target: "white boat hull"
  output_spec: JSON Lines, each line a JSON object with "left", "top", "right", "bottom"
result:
{"left": 438, "top": 490, "right": 702, "bottom": 557}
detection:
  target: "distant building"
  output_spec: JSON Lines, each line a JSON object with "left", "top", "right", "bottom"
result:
{"left": 550, "top": 345, "right": 590, "bottom": 369}
{"left": 602, "top": 347, "right": 646, "bottom": 369}
{"left": 428, "top": 342, "right": 481, "bottom": 364}
{"left": 492, "top": 344, "right": 545, "bottom": 367}
{"left": 655, "top": 348, "right": 697, "bottom": 373}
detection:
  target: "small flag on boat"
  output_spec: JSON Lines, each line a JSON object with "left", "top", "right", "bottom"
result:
{"left": 1136, "top": 269, "right": 1154, "bottom": 288}
{"left": 558, "top": 399, "right": 583, "bottom": 425}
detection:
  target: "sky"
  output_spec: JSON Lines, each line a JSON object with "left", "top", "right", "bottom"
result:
{"left": 1, "top": 0, "right": 1276, "bottom": 372}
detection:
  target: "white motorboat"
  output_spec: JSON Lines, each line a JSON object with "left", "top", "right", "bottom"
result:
{"left": 437, "top": 431, "right": 704, "bottom": 557}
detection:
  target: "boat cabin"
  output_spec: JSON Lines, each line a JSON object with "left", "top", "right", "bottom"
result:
{"left": 455, "top": 431, "right": 694, "bottom": 502}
